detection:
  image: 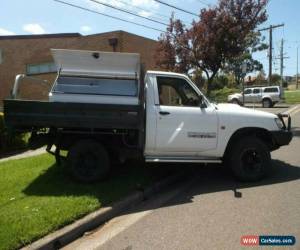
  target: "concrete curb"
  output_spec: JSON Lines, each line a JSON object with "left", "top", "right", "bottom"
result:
{"left": 22, "top": 171, "right": 185, "bottom": 250}
{"left": 0, "top": 147, "right": 46, "bottom": 163}
{"left": 283, "top": 104, "right": 300, "bottom": 116}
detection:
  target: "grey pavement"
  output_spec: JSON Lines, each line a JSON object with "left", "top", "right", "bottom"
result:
{"left": 64, "top": 105, "right": 300, "bottom": 250}
{"left": 244, "top": 103, "right": 294, "bottom": 114}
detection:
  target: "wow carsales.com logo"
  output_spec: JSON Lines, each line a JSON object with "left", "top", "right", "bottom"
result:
{"left": 241, "top": 235, "right": 296, "bottom": 246}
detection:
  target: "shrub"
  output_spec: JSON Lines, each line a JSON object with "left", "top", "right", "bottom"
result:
{"left": 210, "top": 75, "right": 229, "bottom": 90}
{"left": 208, "top": 87, "right": 240, "bottom": 103}
{"left": 0, "top": 113, "right": 29, "bottom": 154}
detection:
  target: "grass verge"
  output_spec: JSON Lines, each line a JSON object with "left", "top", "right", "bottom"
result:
{"left": 0, "top": 154, "right": 179, "bottom": 250}
{"left": 285, "top": 90, "right": 300, "bottom": 104}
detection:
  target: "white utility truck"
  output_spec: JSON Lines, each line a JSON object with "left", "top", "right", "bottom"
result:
{"left": 4, "top": 49, "right": 292, "bottom": 182}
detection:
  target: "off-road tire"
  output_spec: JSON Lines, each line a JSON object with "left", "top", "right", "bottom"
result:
{"left": 67, "top": 140, "right": 110, "bottom": 183}
{"left": 228, "top": 137, "right": 271, "bottom": 181}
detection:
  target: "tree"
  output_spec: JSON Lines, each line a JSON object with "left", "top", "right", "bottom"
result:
{"left": 155, "top": 0, "right": 268, "bottom": 95}
{"left": 225, "top": 53, "right": 263, "bottom": 87}
{"left": 155, "top": 16, "right": 190, "bottom": 73}
{"left": 191, "top": 68, "right": 205, "bottom": 89}
{"left": 270, "top": 73, "right": 281, "bottom": 84}
{"left": 224, "top": 32, "right": 268, "bottom": 86}
{"left": 255, "top": 69, "right": 267, "bottom": 85}
{"left": 211, "top": 74, "right": 229, "bottom": 90}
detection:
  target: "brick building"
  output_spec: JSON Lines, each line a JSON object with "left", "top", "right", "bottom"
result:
{"left": 0, "top": 30, "right": 158, "bottom": 106}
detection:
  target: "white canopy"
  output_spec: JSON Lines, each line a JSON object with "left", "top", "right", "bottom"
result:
{"left": 51, "top": 49, "right": 140, "bottom": 78}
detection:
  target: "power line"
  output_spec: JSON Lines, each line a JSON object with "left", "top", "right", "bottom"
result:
{"left": 89, "top": 0, "right": 168, "bottom": 26}
{"left": 114, "top": 0, "right": 171, "bottom": 21}
{"left": 153, "top": 0, "right": 199, "bottom": 17}
{"left": 113, "top": 0, "right": 191, "bottom": 26}
{"left": 196, "top": 0, "right": 210, "bottom": 7}
{"left": 53, "top": 0, "right": 166, "bottom": 33}
{"left": 54, "top": 0, "right": 196, "bottom": 54}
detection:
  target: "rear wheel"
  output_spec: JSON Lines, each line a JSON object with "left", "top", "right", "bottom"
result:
{"left": 228, "top": 137, "right": 271, "bottom": 181}
{"left": 262, "top": 98, "right": 272, "bottom": 108}
{"left": 67, "top": 140, "right": 110, "bottom": 183}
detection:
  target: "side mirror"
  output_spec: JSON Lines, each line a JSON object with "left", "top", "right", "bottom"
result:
{"left": 199, "top": 95, "right": 207, "bottom": 108}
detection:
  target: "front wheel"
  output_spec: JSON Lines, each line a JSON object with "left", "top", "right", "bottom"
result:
{"left": 67, "top": 140, "right": 110, "bottom": 183}
{"left": 231, "top": 99, "right": 241, "bottom": 105}
{"left": 228, "top": 137, "right": 271, "bottom": 181}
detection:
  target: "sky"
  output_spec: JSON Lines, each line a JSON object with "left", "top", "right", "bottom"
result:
{"left": 0, "top": 0, "right": 299, "bottom": 76}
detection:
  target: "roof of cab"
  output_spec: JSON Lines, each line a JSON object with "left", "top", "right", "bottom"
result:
{"left": 146, "top": 70, "right": 188, "bottom": 78}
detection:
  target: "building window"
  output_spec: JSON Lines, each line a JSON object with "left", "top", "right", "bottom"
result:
{"left": 26, "top": 62, "right": 57, "bottom": 75}
{"left": 0, "top": 49, "right": 3, "bottom": 64}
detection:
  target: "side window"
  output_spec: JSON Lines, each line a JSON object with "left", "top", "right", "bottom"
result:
{"left": 26, "top": 62, "right": 57, "bottom": 75}
{"left": 54, "top": 76, "right": 137, "bottom": 96}
{"left": 264, "top": 87, "right": 278, "bottom": 93}
{"left": 253, "top": 88, "right": 261, "bottom": 94}
{"left": 244, "top": 89, "right": 252, "bottom": 94}
{"left": 157, "top": 77, "right": 200, "bottom": 107}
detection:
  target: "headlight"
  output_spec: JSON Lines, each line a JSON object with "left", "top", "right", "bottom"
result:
{"left": 275, "top": 118, "right": 284, "bottom": 129}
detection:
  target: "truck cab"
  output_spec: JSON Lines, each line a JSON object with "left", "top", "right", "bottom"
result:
{"left": 144, "top": 71, "right": 218, "bottom": 158}
{"left": 4, "top": 49, "right": 293, "bottom": 183}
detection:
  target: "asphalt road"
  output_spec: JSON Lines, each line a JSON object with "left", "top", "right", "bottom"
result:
{"left": 64, "top": 105, "right": 300, "bottom": 250}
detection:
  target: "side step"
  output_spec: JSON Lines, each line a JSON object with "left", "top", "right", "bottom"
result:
{"left": 145, "top": 156, "right": 222, "bottom": 163}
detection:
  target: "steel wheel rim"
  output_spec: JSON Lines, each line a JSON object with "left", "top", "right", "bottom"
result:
{"left": 77, "top": 152, "right": 98, "bottom": 177}
{"left": 241, "top": 148, "right": 263, "bottom": 174}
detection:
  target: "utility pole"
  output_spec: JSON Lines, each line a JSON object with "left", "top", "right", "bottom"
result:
{"left": 275, "top": 39, "right": 289, "bottom": 87}
{"left": 280, "top": 39, "right": 283, "bottom": 84}
{"left": 297, "top": 46, "right": 299, "bottom": 89}
{"left": 259, "top": 23, "right": 284, "bottom": 85}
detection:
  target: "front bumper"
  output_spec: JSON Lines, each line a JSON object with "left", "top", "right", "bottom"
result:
{"left": 270, "top": 113, "right": 293, "bottom": 148}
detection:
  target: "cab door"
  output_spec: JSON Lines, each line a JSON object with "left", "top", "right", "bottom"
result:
{"left": 252, "top": 88, "right": 262, "bottom": 102}
{"left": 243, "top": 88, "right": 253, "bottom": 102}
{"left": 154, "top": 76, "right": 218, "bottom": 155}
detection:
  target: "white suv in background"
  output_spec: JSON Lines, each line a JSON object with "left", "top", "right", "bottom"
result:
{"left": 228, "top": 86, "right": 284, "bottom": 108}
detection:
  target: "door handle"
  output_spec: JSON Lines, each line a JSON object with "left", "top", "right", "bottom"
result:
{"left": 159, "top": 111, "right": 170, "bottom": 115}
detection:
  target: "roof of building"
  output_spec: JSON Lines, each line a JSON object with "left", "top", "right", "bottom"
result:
{"left": 0, "top": 33, "right": 82, "bottom": 40}
{"left": 0, "top": 30, "right": 157, "bottom": 42}
{"left": 86, "top": 30, "right": 157, "bottom": 42}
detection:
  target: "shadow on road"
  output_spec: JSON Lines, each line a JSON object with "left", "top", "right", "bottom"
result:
{"left": 166, "top": 159, "right": 300, "bottom": 204}
{"left": 23, "top": 159, "right": 300, "bottom": 207}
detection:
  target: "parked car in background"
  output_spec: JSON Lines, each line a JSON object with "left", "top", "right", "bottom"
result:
{"left": 228, "top": 86, "right": 284, "bottom": 108}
